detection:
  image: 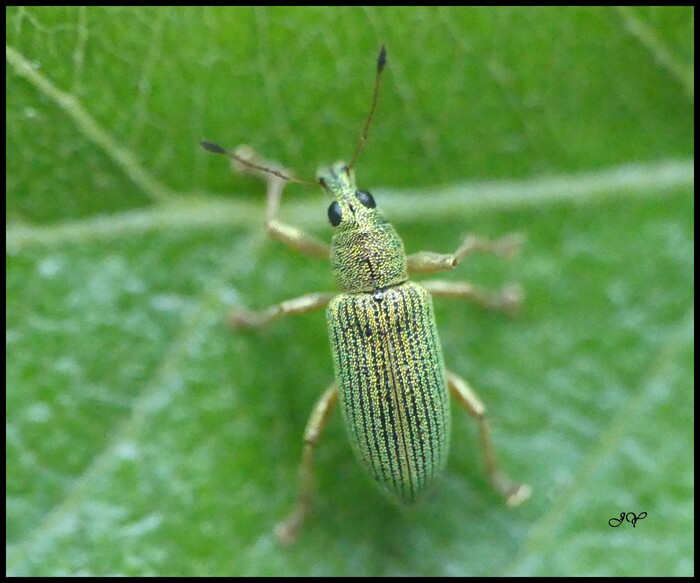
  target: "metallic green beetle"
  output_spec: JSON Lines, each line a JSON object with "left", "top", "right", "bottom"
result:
{"left": 323, "top": 162, "right": 450, "bottom": 505}
{"left": 202, "top": 46, "right": 530, "bottom": 545}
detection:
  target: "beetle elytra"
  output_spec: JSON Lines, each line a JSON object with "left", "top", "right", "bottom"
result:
{"left": 202, "top": 45, "right": 530, "bottom": 545}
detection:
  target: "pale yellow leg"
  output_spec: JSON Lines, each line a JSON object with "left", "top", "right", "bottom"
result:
{"left": 447, "top": 371, "right": 531, "bottom": 506}
{"left": 230, "top": 292, "right": 335, "bottom": 329}
{"left": 421, "top": 280, "right": 523, "bottom": 315}
{"left": 226, "top": 147, "right": 332, "bottom": 327}
{"left": 407, "top": 233, "right": 523, "bottom": 274}
{"left": 275, "top": 385, "right": 339, "bottom": 545}
{"left": 233, "top": 145, "right": 329, "bottom": 260}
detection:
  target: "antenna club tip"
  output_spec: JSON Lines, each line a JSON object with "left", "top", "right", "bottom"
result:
{"left": 377, "top": 45, "right": 387, "bottom": 72}
{"left": 201, "top": 140, "right": 226, "bottom": 154}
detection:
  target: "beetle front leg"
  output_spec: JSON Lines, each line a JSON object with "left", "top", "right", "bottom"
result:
{"left": 230, "top": 292, "right": 335, "bottom": 329}
{"left": 421, "top": 280, "right": 522, "bottom": 315}
{"left": 275, "top": 384, "right": 338, "bottom": 545}
{"left": 407, "top": 233, "right": 523, "bottom": 274}
{"left": 447, "top": 371, "right": 531, "bottom": 507}
{"left": 232, "top": 146, "right": 330, "bottom": 260}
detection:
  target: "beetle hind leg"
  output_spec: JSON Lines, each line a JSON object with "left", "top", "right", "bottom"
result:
{"left": 447, "top": 371, "right": 531, "bottom": 506}
{"left": 275, "top": 384, "right": 338, "bottom": 545}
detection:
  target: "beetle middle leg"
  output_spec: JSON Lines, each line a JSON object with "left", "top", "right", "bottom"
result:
{"left": 421, "top": 280, "right": 522, "bottom": 315}
{"left": 275, "top": 384, "right": 338, "bottom": 545}
{"left": 230, "top": 292, "right": 334, "bottom": 329}
{"left": 447, "top": 371, "right": 531, "bottom": 506}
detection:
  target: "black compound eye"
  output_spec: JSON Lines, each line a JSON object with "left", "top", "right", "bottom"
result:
{"left": 328, "top": 201, "right": 342, "bottom": 226}
{"left": 355, "top": 190, "right": 376, "bottom": 208}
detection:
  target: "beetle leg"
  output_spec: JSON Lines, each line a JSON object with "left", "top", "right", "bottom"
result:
{"left": 447, "top": 371, "right": 531, "bottom": 507}
{"left": 275, "top": 384, "right": 339, "bottom": 545}
{"left": 407, "top": 233, "right": 523, "bottom": 274}
{"left": 229, "top": 292, "right": 335, "bottom": 329}
{"left": 420, "top": 280, "right": 522, "bottom": 315}
{"left": 232, "top": 145, "right": 330, "bottom": 259}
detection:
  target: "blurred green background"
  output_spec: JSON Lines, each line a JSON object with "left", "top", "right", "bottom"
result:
{"left": 6, "top": 6, "right": 694, "bottom": 576}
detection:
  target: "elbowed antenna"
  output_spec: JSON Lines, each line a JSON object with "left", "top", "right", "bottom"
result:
{"left": 201, "top": 45, "right": 387, "bottom": 183}
{"left": 200, "top": 141, "right": 315, "bottom": 186}
{"left": 348, "top": 45, "right": 387, "bottom": 171}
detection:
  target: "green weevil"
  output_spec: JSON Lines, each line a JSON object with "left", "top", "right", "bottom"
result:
{"left": 202, "top": 46, "right": 530, "bottom": 544}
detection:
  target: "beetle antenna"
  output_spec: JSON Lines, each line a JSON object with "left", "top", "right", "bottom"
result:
{"left": 200, "top": 141, "right": 315, "bottom": 186}
{"left": 348, "top": 45, "right": 387, "bottom": 170}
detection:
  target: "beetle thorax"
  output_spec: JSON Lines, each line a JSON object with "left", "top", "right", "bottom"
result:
{"left": 331, "top": 224, "right": 408, "bottom": 293}
{"left": 318, "top": 163, "right": 408, "bottom": 293}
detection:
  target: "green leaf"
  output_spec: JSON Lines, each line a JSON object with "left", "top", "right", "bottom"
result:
{"left": 6, "top": 6, "right": 693, "bottom": 576}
